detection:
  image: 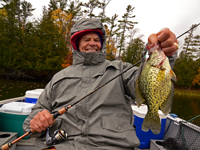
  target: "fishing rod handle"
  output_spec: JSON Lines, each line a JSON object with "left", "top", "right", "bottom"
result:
{"left": 0, "top": 143, "right": 12, "bottom": 150}
{"left": 28, "top": 108, "right": 67, "bottom": 134}
{"left": 1, "top": 107, "right": 69, "bottom": 150}
{"left": 52, "top": 107, "right": 68, "bottom": 120}
{"left": 30, "top": 106, "right": 70, "bottom": 134}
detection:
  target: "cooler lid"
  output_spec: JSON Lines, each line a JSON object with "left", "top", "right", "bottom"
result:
{"left": 0, "top": 102, "right": 35, "bottom": 113}
{"left": 25, "top": 89, "right": 44, "bottom": 98}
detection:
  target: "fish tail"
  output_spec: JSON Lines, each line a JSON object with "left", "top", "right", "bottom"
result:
{"left": 142, "top": 112, "right": 161, "bottom": 135}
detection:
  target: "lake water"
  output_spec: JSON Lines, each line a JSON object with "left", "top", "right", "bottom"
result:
{"left": 0, "top": 78, "right": 48, "bottom": 100}
{"left": 0, "top": 78, "right": 200, "bottom": 126}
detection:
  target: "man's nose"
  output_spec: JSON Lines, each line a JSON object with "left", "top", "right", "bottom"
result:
{"left": 89, "top": 39, "right": 96, "bottom": 46}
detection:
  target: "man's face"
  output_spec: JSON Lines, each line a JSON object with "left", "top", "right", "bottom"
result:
{"left": 78, "top": 32, "right": 102, "bottom": 53}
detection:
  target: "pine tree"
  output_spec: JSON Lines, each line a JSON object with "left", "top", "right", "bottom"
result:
{"left": 32, "top": 7, "right": 68, "bottom": 72}
{"left": 173, "top": 25, "right": 200, "bottom": 88}
{"left": 104, "top": 14, "right": 119, "bottom": 60}
{"left": 0, "top": 0, "right": 22, "bottom": 70}
{"left": 83, "top": 0, "right": 100, "bottom": 18}
{"left": 182, "top": 24, "right": 200, "bottom": 60}
{"left": 21, "top": 0, "right": 35, "bottom": 27}
{"left": 107, "top": 14, "right": 119, "bottom": 44}
{"left": 121, "top": 37, "right": 145, "bottom": 65}
{"left": 117, "top": 5, "right": 137, "bottom": 59}
{"left": 98, "top": 0, "right": 111, "bottom": 23}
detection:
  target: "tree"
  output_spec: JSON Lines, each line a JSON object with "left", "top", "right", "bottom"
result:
{"left": 62, "top": 50, "right": 73, "bottom": 68}
{"left": 117, "top": 5, "right": 138, "bottom": 59}
{"left": 121, "top": 37, "right": 145, "bottom": 65}
{"left": 0, "top": 8, "right": 9, "bottom": 69}
{"left": 182, "top": 24, "right": 200, "bottom": 60}
{"left": 193, "top": 65, "right": 200, "bottom": 87}
{"left": 106, "top": 14, "right": 119, "bottom": 45}
{"left": 21, "top": 0, "right": 35, "bottom": 27}
{"left": 51, "top": 8, "right": 71, "bottom": 34}
{"left": 0, "top": 8, "right": 7, "bottom": 17}
{"left": 83, "top": 0, "right": 100, "bottom": 18}
{"left": 64, "top": 0, "right": 83, "bottom": 45}
{"left": 0, "top": 1, "right": 69, "bottom": 79}
{"left": 60, "top": 0, "right": 83, "bottom": 67}
{"left": 31, "top": 7, "right": 68, "bottom": 72}
{"left": 0, "top": 0, "right": 23, "bottom": 71}
{"left": 173, "top": 24, "right": 200, "bottom": 88}
{"left": 46, "top": 0, "right": 83, "bottom": 69}
{"left": 48, "top": 0, "right": 59, "bottom": 11}
{"left": 98, "top": 0, "right": 111, "bottom": 23}
{"left": 104, "top": 25, "right": 117, "bottom": 60}
{"left": 173, "top": 50, "right": 199, "bottom": 88}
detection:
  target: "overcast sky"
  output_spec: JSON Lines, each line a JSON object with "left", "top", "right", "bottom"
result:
{"left": 3, "top": 0, "right": 200, "bottom": 47}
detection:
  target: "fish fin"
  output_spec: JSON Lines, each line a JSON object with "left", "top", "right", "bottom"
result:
{"left": 170, "top": 69, "right": 177, "bottom": 82}
{"left": 135, "top": 77, "right": 145, "bottom": 107}
{"left": 142, "top": 112, "right": 161, "bottom": 135}
{"left": 160, "top": 82, "right": 175, "bottom": 115}
{"left": 138, "top": 59, "right": 148, "bottom": 77}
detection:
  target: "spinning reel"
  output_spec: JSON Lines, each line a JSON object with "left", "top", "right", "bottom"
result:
{"left": 45, "top": 127, "right": 67, "bottom": 145}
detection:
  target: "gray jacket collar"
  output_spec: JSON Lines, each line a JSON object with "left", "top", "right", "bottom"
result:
{"left": 73, "top": 50, "right": 106, "bottom": 65}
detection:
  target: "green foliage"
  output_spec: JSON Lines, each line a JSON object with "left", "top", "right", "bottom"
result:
{"left": 21, "top": 1, "right": 35, "bottom": 24}
{"left": 121, "top": 38, "right": 145, "bottom": 65}
{"left": 182, "top": 24, "right": 200, "bottom": 60}
{"left": 173, "top": 52, "right": 200, "bottom": 89}
{"left": 97, "top": 0, "right": 111, "bottom": 23}
{"left": 26, "top": 8, "right": 68, "bottom": 72}
{"left": 83, "top": 0, "right": 100, "bottom": 18}
{"left": 66, "top": 0, "right": 83, "bottom": 19}
{"left": 0, "top": 0, "right": 68, "bottom": 78}
{"left": 173, "top": 24, "right": 200, "bottom": 89}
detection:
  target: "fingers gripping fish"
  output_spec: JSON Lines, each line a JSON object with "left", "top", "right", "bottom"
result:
{"left": 135, "top": 44, "right": 177, "bottom": 135}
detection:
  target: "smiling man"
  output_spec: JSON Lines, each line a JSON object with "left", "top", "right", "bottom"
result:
{"left": 78, "top": 32, "right": 102, "bottom": 53}
{"left": 23, "top": 18, "right": 178, "bottom": 150}
{"left": 70, "top": 29, "right": 103, "bottom": 53}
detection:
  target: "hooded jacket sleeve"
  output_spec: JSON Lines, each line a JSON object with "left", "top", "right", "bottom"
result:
{"left": 23, "top": 82, "right": 53, "bottom": 137}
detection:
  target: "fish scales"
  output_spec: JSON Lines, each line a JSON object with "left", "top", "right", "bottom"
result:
{"left": 135, "top": 48, "right": 176, "bottom": 135}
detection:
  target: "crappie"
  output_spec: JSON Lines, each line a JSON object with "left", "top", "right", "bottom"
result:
{"left": 135, "top": 46, "right": 176, "bottom": 135}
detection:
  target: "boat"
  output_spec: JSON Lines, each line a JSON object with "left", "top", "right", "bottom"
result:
{"left": 0, "top": 90, "right": 200, "bottom": 150}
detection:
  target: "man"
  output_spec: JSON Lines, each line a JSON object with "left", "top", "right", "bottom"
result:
{"left": 23, "top": 18, "right": 178, "bottom": 150}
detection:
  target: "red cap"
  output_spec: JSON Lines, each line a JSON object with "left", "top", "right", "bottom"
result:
{"left": 70, "top": 29, "right": 103, "bottom": 51}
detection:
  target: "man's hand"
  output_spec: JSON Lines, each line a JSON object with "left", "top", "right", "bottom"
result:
{"left": 148, "top": 28, "right": 179, "bottom": 56}
{"left": 30, "top": 109, "right": 54, "bottom": 132}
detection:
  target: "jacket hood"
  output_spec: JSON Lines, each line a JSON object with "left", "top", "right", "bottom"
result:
{"left": 70, "top": 18, "right": 107, "bottom": 54}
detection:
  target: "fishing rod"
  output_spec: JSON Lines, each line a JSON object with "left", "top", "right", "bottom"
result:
{"left": 1, "top": 23, "right": 200, "bottom": 150}
{"left": 176, "top": 23, "right": 200, "bottom": 39}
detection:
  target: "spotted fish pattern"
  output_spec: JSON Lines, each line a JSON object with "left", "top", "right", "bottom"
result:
{"left": 135, "top": 48, "right": 176, "bottom": 135}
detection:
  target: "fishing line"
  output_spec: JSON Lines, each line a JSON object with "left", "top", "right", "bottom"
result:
{"left": 176, "top": 23, "right": 200, "bottom": 39}
{"left": 1, "top": 23, "right": 200, "bottom": 150}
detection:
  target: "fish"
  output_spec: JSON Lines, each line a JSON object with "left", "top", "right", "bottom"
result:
{"left": 135, "top": 44, "right": 177, "bottom": 135}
